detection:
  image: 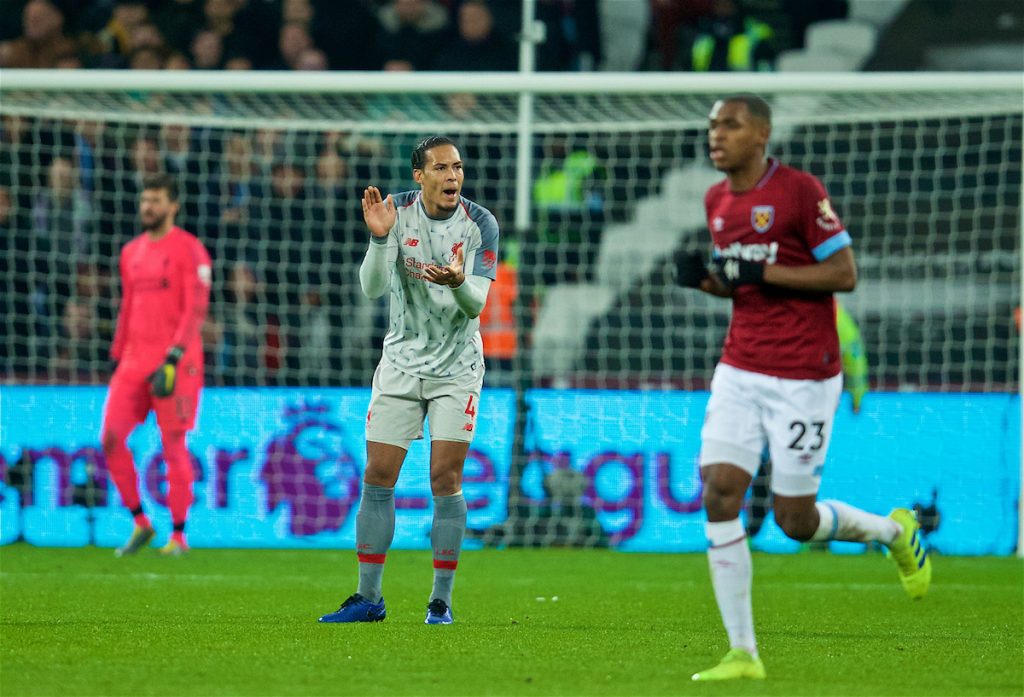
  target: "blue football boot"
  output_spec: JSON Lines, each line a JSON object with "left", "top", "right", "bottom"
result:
{"left": 318, "top": 593, "right": 386, "bottom": 623}
{"left": 424, "top": 599, "right": 453, "bottom": 625}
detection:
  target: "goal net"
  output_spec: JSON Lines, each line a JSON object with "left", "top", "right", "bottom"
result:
{"left": 1, "top": 72, "right": 1020, "bottom": 554}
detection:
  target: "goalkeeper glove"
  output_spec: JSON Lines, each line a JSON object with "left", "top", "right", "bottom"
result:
{"left": 149, "top": 346, "right": 184, "bottom": 398}
{"left": 673, "top": 249, "right": 710, "bottom": 288}
{"left": 708, "top": 258, "right": 765, "bottom": 289}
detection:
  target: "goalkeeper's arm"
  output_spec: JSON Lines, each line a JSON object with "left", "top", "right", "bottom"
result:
{"left": 110, "top": 253, "right": 133, "bottom": 362}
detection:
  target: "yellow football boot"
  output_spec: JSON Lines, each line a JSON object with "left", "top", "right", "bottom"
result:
{"left": 691, "top": 648, "right": 766, "bottom": 682}
{"left": 887, "top": 508, "right": 932, "bottom": 599}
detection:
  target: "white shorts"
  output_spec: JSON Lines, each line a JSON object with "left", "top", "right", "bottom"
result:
{"left": 365, "top": 359, "right": 484, "bottom": 450}
{"left": 699, "top": 363, "right": 842, "bottom": 497}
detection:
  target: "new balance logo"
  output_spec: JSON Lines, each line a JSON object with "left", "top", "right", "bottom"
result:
{"left": 462, "top": 423, "right": 474, "bottom": 432}
{"left": 404, "top": 238, "right": 420, "bottom": 247}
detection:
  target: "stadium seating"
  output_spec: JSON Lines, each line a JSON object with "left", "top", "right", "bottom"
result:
{"left": 848, "top": 0, "right": 911, "bottom": 28}
{"left": 805, "top": 19, "right": 879, "bottom": 65}
{"left": 775, "top": 49, "right": 862, "bottom": 72}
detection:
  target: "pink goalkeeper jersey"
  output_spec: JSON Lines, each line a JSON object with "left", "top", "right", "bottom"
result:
{"left": 110, "top": 226, "right": 212, "bottom": 374}
{"left": 705, "top": 159, "right": 852, "bottom": 380}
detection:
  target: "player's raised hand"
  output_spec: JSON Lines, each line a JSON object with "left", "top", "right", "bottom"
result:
{"left": 425, "top": 246, "right": 466, "bottom": 288}
{"left": 361, "top": 186, "right": 396, "bottom": 238}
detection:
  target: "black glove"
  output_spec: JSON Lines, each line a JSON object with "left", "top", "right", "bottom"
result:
{"left": 148, "top": 346, "right": 184, "bottom": 398}
{"left": 673, "top": 249, "right": 710, "bottom": 288}
{"left": 708, "top": 258, "right": 765, "bottom": 289}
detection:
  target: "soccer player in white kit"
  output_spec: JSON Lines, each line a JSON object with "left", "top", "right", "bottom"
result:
{"left": 673, "top": 95, "right": 932, "bottom": 681}
{"left": 319, "top": 136, "right": 499, "bottom": 626}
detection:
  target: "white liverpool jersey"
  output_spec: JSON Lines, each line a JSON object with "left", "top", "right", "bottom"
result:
{"left": 379, "top": 190, "right": 500, "bottom": 379}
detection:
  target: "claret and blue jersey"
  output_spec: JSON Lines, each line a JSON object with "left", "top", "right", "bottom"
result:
{"left": 705, "top": 159, "right": 852, "bottom": 380}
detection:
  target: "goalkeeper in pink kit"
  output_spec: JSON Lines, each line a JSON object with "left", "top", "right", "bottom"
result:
{"left": 101, "top": 174, "right": 211, "bottom": 557}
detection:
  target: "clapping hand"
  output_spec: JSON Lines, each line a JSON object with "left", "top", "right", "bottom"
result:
{"left": 425, "top": 246, "right": 466, "bottom": 288}
{"left": 361, "top": 186, "right": 396, "bottom": 238}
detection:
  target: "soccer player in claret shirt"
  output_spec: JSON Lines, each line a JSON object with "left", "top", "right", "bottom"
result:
{"left": 673, "top": 95, "right": 931, "bottom": 681}
{"left": 101, "top": 174, "right": 212, "bottom": 558}
{"left": 318, "top": 136, "right": 498, "bottom": 626}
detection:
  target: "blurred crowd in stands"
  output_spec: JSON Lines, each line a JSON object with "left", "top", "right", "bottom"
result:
{"left": 1, "top": 103, "right": 549, "bottom": 387}
{"left": 1, "top": 111, "right": 401, "bottom": 386}
{"left": 0, "top": 0, "right": 856, "bottom": 387}
{"left": 0, "top": 0, "right": 850, "bottom": 73}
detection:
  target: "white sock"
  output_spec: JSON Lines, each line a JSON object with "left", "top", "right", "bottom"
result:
{"left": 811, "top": 500, "right": 900, "bottom": 545}
{"left": 705, "top": 519, "right": 757, "bottom": 657}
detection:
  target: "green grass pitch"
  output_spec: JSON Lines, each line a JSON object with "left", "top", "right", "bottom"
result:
{"left": 1, "top": 544, "right": 1021, "bottom": 696}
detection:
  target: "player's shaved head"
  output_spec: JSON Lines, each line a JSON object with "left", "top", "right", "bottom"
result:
{"left": 721, "top": 94, "right": 772, "bottom": 125}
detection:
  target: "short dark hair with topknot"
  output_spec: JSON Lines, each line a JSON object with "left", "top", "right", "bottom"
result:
{"left": 411, "top": 135, "right": 458, "bottom": 170}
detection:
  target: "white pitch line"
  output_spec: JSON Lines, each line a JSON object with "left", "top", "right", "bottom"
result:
{"left": 0, "top": 571, "right": 998, "bottom": 592}
{"left": 0, "top": 571, "right": 322, "bottom": 584}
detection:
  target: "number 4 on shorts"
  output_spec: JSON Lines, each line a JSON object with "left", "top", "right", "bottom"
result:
{"left": 464, "top": 395, "right": 477, "bottom": 418}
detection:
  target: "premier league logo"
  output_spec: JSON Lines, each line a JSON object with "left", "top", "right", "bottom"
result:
{"left": 751, "top": 205, "right": 774, "bottom": 234}
{"left": 260, "top": 402, "right": 360, "bottom": 536}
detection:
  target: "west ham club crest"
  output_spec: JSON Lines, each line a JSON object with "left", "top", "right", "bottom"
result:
{"left": 751, "top": 205, "right": 775, "bottom": 233}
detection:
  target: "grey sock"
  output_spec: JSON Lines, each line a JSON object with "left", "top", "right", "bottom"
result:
{"left": 355, "top": 483, "right": 395, "bottom": 603}
{"left": 429, "top": 493, "right": 467, "bottom": 607}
